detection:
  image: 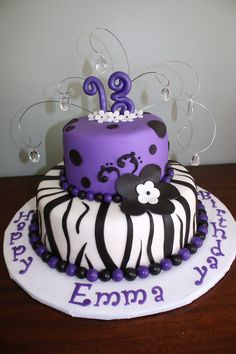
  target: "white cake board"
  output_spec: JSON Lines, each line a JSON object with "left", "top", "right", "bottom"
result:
{"left": 3, "top": 188, "right": 236, "bottom": 320}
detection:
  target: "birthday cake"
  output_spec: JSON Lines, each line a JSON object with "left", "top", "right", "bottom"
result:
{"left": 28, "top": 71, "right": 208, "bottom": 282}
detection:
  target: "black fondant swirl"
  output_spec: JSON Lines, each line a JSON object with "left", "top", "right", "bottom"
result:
{"left": 51, "top": 165, "right": 64, "bottom": 170}
{"left": 41, "top": 176, "right": 61, "bottom": 181}
{"left": 43, "top": 194, "right": 72, "bottom": 259}
{"left": 162, "top": 214, "right": 174, "bottom": 257}
{"left": 95, "top": 203, "right": 117, "bottom": 271}
{"left": 75, "top": 242, "right": 87, "bottom": 267}
{"left": 37, "top": 187, "right": 61, "bottom": 194}
{"left": 97, "top": 165, "right": 120, "bottom": 183}
{"left": 177, "top": 215, "right": 184, "bottom": 248}
{"left": 62, "top": 198, "right": 73, "bottom": 262}
{"left": 148, "top": 120, "right": 167, "bottom": 138}
{"left": 76, "top": 202, "right": 90, "bottom": 234}
{"left": 146, "top": 211, "right": 155, "bottom": 264}
{"left": 117, "top": 152, "right": 139, "bottom": 174}
{"left": 120, "top": 214, "right": 133, "bottom": 270}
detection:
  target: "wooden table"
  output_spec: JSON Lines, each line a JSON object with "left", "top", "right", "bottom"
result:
{"left": 1, "top": 164, "right": 236, "bottom": 354}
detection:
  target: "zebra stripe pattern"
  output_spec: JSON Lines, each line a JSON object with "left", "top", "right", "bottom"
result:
{"left": 37, "top": 162, "right": 197, "bottom": 272}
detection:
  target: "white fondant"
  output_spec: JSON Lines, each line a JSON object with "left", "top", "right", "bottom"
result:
{"left": 3, "top": 191, "right": 236, "bottom": 319}
{"left": 87, "top": 109, "right": 143, "bottom": 123}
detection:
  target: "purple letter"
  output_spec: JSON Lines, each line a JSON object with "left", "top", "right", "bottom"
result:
{"left": 14, "top": 210, "right": 34, "bottom": 223}
{"left": 19, "top": 257, "right": 33, "bottom": 274}
{"left": 210, "top": 222, "right": 227, "bottom": 240}
{"left": 69, "top": 282, "right": 92, "bottom": 306}
{"left": 198, "top": 191, "right": 211, "bottom": 200}
{"left": 121, "top": 289, "right": 147, "bottom": 305}
{"left": 9, "top": 232, "right": 22, "bottom": 245}
{"left": 152, "top": 286, "right": 164, "bottom": 302}
{"left": 193, "top": 265, "right": 208, "bottom": 285}
{"left": 211, "top": 239, "right": 225, "bottom": 257}
{"left": 94, "top": 291, "right": 120, "bottom": 307}
{"left": 12, "top": 245, "right": 26, "bottom": 261}
{"left": 83, "top": 76, "right": 107, "bottom": 112}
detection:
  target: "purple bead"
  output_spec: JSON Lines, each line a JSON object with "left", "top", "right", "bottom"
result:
{"left": 29, "top": 235, "right": 40, "bottom": 244}
{"left": 198, "top": 203, "right": 205, "bottom": 210}
{"left": 48, "top": 256, "right": 59, "bottom": 269}
{"left": 62, "top": 182, "right": 69, "bottom": 191}
{"left": 66, "top": 264, "right": 77, "bottom": 276}
{"left": 29, "top": 223, "right": 38, "bottom": 232}
{"left": 160, "top": 258, "right": 172, "bottom": 271}
{"left": 103, "top": 193, "right": 112, "bottom": 203}
{"left": 197, "top": 225, "right": 208, "bottom": 234}
{"left": 60, "top": 175, "right": 67, "bottom": 182}
{"left": 36, "top": 245, "right": 47, "bottom": 257}
{"left": 86, "top": 191, "right": 94, "bottom": 201}
{"left": 167, "top": 168, "right": 174, "bottom": 177}
{"left": 87, "top": 268, "right": 98, "bottom": 282}
{"left": 137, "top": 266, "right": 149, "bottom": 279}
{"left": 191, "top": 236, "right": 203, "bottom": 248}
{"left": 198, "top": 214, "right": 208, "bottom": 222}
{"left": 178, "top": 247, "right": 191, "bottom": 261}
{"left": 72, "top": 187, "right": 79, "bottom": 197}
{"left": 112, "top": 269, "right": 124, "bottom": 282}
{"left": 162, "top": 175, "right": 171, "bottom": 183}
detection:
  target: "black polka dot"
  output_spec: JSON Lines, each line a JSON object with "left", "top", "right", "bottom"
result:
{"left": 149, "top": 144, "right": 157, "bottom": 155}
{"left": 69, "top": 150, "right": 82, "bottom": 166}
{"left": 107, "top": 124, "right": 119, "bottom": 129}
{"left": 148, "top": 120, "right": 166, "bottom": 138}
{"left": 65, "top": 125, "right": 75, "bottom": 132}
{"left": 81, "top": 177, "right": 91, "bottom": 189}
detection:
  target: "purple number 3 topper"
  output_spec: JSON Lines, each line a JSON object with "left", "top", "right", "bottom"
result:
{"left": 83, "top": 71, "right": 135, "bottom": 114}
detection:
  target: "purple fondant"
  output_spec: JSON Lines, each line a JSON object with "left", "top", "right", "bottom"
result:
{"left": 178, "top": 247, "right": 191, "bottom": 260}
{"left": 36, "top": 245, "right": 47, "bottom": 257}
{"left": 63, "top": 113, "right": 168, "bottom": 194}
{"left": 29, "top": 223, "right": 38, "bottom": 232}
{"left": 83, "top": 76, "right": 107, "bottom": 112}
{"left": 66, "top": 264, "right": 77, "bottom": 276}
{"left": 48, "top": 256, "right": 59, "bottom": 268}
{"left": 87, "top": 269, "right": 98, "bottom": 282}
{"left": 112, "top": 269, "right": 124, "bottom": 282}
{"left": 160, "top": 258, "right": 172, "bottom": 271}
{"left": 197, "top": 225, "right": 208, "bottom": 234}
{"left": 29, "top": 235, "right": 40, "bottom": 244}
{"left": 198, "top": 214, "right": 208, "bottom": 222}
{"left": 191, "top": 236, "right": 203, "bottom": 248}
{"left": 137, "top": 266, "right": 149, "bottom": 279}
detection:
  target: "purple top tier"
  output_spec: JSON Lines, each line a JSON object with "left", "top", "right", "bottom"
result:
{"left": 63, "top": 113, "right": 168, "bottom": 195}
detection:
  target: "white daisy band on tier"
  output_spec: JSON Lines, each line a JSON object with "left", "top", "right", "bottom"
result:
{"left": 88, "top": 109, "right": 143, "bottom": 123}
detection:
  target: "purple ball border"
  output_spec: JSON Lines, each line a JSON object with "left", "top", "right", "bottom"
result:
{"left": 58, "top": 165, "right": 174, "bottom": 203}
{"left": 28, "top": 199, "right": 208, "bottom": 282}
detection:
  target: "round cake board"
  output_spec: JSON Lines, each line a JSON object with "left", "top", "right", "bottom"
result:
{"left": 3, "top": 188, "right": 236, "bottom": 320}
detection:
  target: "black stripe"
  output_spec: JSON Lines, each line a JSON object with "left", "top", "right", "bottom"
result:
{"left": 75, "top": 242, "right": 87, "bottom": 267}
{"left": 172, "top": 179, "right": 197, "bottom": 197}
{"left": 62, "top": 198, "right": 73, "bottom": 262}
{"left": 37, "top": 187, "right": 61, "bottom": 194}
{"left": 177, "top": 196, "right": 191, "bottom": 246}
{"left": 37, "top": 191, "right": 65, "bottom": 206}
{"left": 43, "top": 194, "right": 72, "bottom": 258}
{"left": 52, "top": 165, "right": 64, "bottom": 170}
{"left": 172, "top": 167, "right": 189, "bottom": 174}
{"left": 177, "top": 215, "right": 184, "bottom": 248}
{"left": 85, "top": 254, "right": 93, "bottom": 269}
{"left": 173, "top": 173, "right": 195, "bottom": 182}
{"left": 38, "top": 210, "right": 42, "bottom": 236}
{"left": 41, "top": 176, "right": 60, "bottom": 181}
{"left": 136, "top": 241, "right": 142, "bottom": 268}
{"left": 76, "top": 202, "right": 90, "bottom": 234}
{"left": 162, "top": 214, "right": 175, "bottom": 257}
{"left": 193, "top": 212, "right": 196, "bottom": 234}
{"left": 120, "top": 214, "right": 133, "bottom": 269}
{"left": 95, "top": 203, "right": 117, "bottom": 271}
{"left": 146, "top": 211, "right": 155, "bottom": 263}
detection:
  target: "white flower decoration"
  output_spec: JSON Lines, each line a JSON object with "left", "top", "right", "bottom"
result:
{"left": 88, "top": 111, "right": 97, "bottom": 121}
{"left": 135, "top": 109, "right": 143, "bottom": 118}
{"left": 95, "top": 110, "right": 108, "bottom": 123}
{"left": 136, "top": 181, "right": 160, "bottom": 204}
{"left": 113, "top": 110, "right": 120, "bottom": 122}
{"left": 107, "top": 111, "right": 114, "bottom": 122}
